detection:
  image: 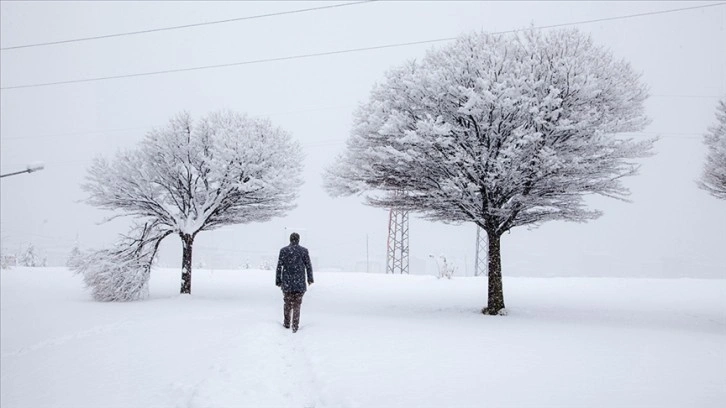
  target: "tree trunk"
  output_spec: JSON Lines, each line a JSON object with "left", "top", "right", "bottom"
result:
{"left": 180, "top": 233, "right": 194, "bottom": 294}
{"left": 483, "top": 230, "right": 505, "bottom": 315}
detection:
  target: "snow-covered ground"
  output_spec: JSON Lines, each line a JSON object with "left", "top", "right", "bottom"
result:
{"left": 1, "top": 267, "right": 724, "bottom": 408}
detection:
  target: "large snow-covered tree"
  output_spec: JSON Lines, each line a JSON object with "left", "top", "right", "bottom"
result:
{"left": 325, "top": 28, "right": 654, "bottom": 315}
{"left": 82, "top": 110, "right": 303, "bottom": 296}
{"left": 698, "top": 97, "right": 726, "bottom": 200}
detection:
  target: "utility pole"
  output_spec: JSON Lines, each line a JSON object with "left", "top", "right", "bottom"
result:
{"left": 0, "top": 162, "right": 44, "bottom": 178}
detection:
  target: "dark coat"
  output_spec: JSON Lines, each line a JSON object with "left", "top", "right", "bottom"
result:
{"left": 276, "top": 243, "right": 313, "bottom": 293}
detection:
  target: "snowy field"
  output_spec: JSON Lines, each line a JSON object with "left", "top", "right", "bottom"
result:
{"left": 1, "top": 267, "right": 725, "bottom": 408}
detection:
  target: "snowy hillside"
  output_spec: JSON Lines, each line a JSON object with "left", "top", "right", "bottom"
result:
{"left": 1, "top": 267, "right": 724, "bottom": 408}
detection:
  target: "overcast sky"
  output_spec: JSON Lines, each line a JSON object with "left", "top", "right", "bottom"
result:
{"left": 1, "top": 1, "right": 724, "bottom": 278}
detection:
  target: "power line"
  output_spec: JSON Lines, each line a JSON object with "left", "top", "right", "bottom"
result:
{"left": 650, "top": 94, "right": 723, "bottom": 99}
{"left": 0, "top": 38, "right": 455, "bottom": 90}
{"left": 1, "top": 2, "right": 723, "bottom": 91}
{"left": 0, "top": 1, "right": 376, "bottom": 51}
{"left": 511, "top": 2, "right": 726, "bottom": 32}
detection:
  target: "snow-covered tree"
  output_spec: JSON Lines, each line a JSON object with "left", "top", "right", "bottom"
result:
{"left": 20, "top": 243, "right": 40, "bottom": 267}
{"left": 698, "top": 97, "right": 726, "bottom": 200}
{"left": 66, "top": 243, "right": 82, "bottom": 268}
{"left": 81, "top": 110, "right": 303, "bottom": 295}
{"left": 325, "top": 28, "right": 654, "bottom": 315}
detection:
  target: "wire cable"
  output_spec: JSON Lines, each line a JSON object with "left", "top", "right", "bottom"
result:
{"left": 1, "top": 2, "right": 723, "bottom": 90}
{"left": 508, "top": 2, "right": 726, "bottom": 32}
{"left": 0, "top": 38, "right": 455, "bottom": 90}
{"left": 0, "top": 1, "right": 377, "bottom": 51}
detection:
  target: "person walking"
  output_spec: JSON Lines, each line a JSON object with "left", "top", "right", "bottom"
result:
{"left": 275, "top": 232, "right": 314, "bottom": 333}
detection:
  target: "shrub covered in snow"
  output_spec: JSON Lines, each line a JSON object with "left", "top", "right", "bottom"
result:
{"left": 699, "top": 97, "right": 726, "bottom": 200}
{"left": 70, "top": 222, "right": 167, "bottom": 301}
{"left": 72, "top": 249, "right": 152, "bottom": 302}
{"left": 66, "top": 245, "right": 82, "bottom": 268}
{"left": 0, "top": 253, "right": 16, "bottom": 269}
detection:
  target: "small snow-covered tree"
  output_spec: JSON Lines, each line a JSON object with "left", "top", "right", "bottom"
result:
{"left": 325, "top": 28, "right": 653, "bottom": 315}
{"left": 20, "top": 243, "right": 40, "bottom": 267}
{"left": 66, "top": 244, "right": 82, "bottom": 268}
{"left": 698, "top": 97, "right": 726, "bottom": 200}
{"left": 82, "top": 110, "right": 303, "bottom": 295}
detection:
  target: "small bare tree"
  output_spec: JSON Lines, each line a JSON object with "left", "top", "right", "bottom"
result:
{"left": 698, "top": 97, "right": 726, "bottom": 200}
{"left": 430, "top": 255, "right": 456, "bottom": 279}
{"left": 79, "top": 110, "right": 302, "bottom": 296}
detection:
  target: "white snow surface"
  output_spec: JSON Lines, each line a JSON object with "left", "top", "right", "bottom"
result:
{"left": 1, "top": 267, "right": 724, "bottom": 408}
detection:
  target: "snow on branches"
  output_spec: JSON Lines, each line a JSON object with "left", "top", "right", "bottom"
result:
{"left": 69, "top": 222, "right": 170, "bottom": 301}
{"left": 698, "top": 97, "right": 726, "bottom": 200}
{"left": 84, "top": 111, "right": 303, "bottom": 235}
{"left": 326, "top": 28, "right": 653, "bottom": 234}
{"left": 325, "top": 28, "right": 654, "bottom": 314}
{"left": 79, "top": 110, "right": 303, "bottom": 297}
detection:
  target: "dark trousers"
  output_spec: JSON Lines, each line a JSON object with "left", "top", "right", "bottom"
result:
{"left": 283, "top": 291, "right": 305, "bottom": 331}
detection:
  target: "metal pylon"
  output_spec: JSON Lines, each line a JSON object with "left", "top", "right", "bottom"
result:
{"left": 386, "top": 208, "right": 409, "bottom": 274}
{"left": 474, "top": 226, "right": 488, "bottom": 276}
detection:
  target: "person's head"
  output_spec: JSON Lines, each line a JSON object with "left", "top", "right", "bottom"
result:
{"left": 289, "top": 232, "right": 300, "bottom": 244}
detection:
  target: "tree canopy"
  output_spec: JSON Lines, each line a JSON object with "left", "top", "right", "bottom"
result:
{"left": 85, "top": 111, "right": 302, "bottom": 235}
